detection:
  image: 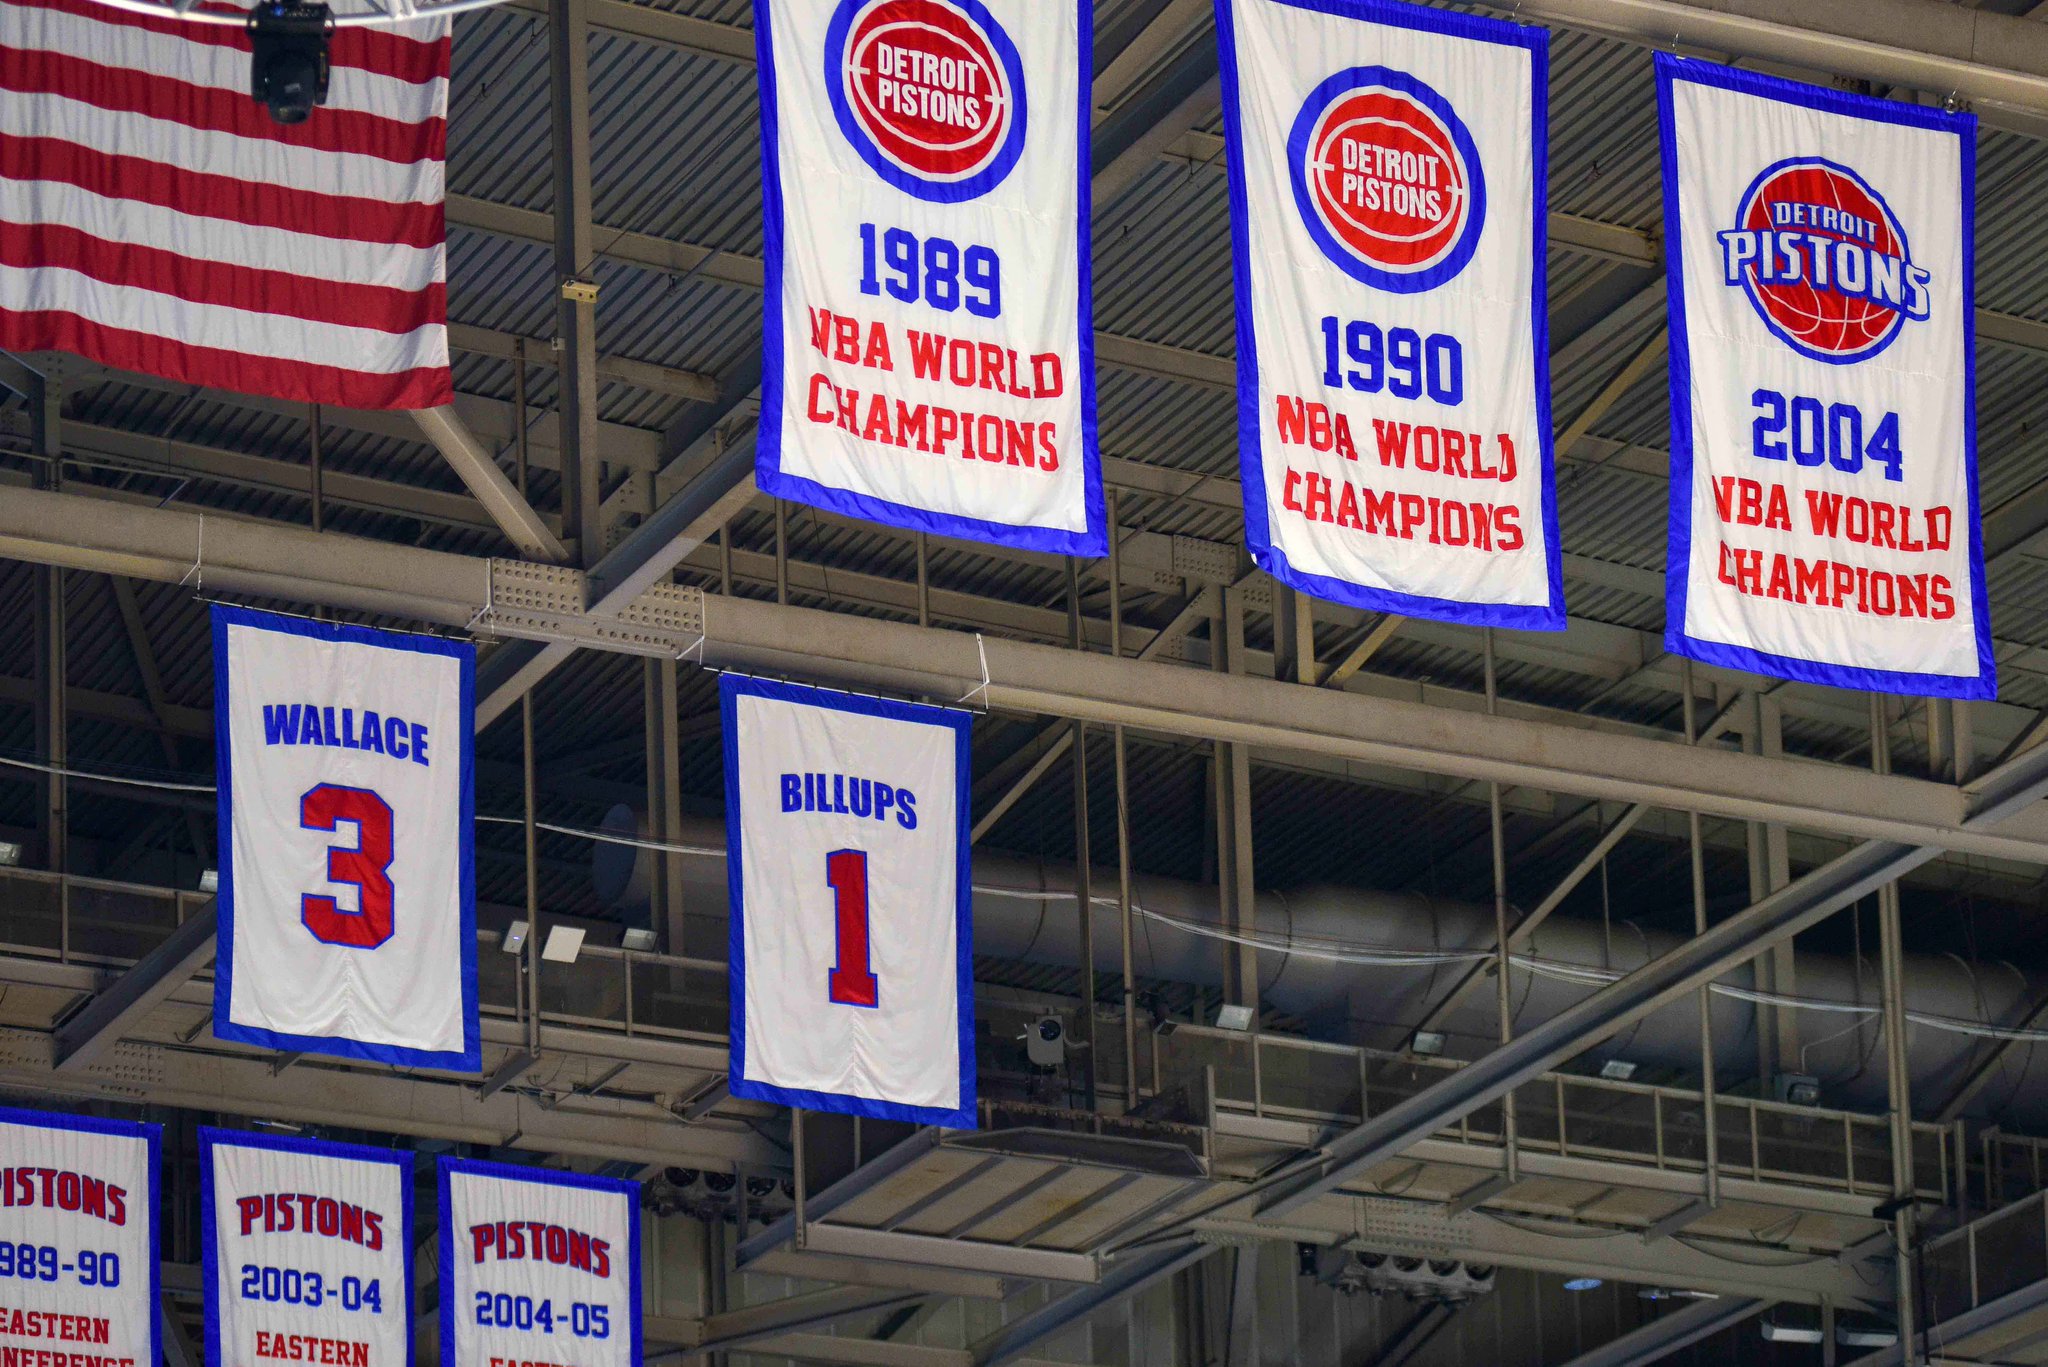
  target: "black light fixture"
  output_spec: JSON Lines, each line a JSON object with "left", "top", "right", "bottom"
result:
{"left": 248, "top": 1, "right": 334, "bottom": 125}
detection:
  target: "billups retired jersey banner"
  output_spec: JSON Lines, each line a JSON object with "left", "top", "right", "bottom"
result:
{"left": 0, "top": 1108, "right": 159, "bottom": 1367}
{"left": 437, "top": 1160, "right": 639, "bottom": 1367}
{"left": 201, "top": 1130, "right": 412, "bottom": 1367}
{"left": 214, "top": 605, "right": 479, "bottom": 1070}
{"left": 722, "top": 674, "right": 974, "bottom": 1128}
{"left": 754, "top": 0, "right": 1103, "bottom": 555}
{"left": 1218, "top": 0, "right": 1562, "bottom": 627}
{"left": 1657, "top": 56, "right": 1992, "bottom": 697}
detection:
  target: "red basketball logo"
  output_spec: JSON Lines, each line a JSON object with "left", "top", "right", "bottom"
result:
{"left": 1720, "top": 158, "right": 1930, "bottom": 364}
{"left": 1288, "top": 69, "right": 1485, "bottom": 293}
{"left": 838, "top": 0, "right": 1013, "bottom": 185}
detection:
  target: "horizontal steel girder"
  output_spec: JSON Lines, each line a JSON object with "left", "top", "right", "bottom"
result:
{"left": 4, "top": 484, "right": 2048, "bottom": 863}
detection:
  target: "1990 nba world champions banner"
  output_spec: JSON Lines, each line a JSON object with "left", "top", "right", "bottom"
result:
{"left": 1218, "top": 0, "right": 1563, "bottom": 627}
{"left": 754, "top": 0, "right": 1103, "bottom": 554}
{"left": 1658, "top": 55, "right": 1991, "bottom": 697}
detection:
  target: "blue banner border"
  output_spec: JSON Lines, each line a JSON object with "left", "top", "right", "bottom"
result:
{"left": 1655, "top": 53, "right": 1994, "bottom": 699}
{"left": 211, "top": 603, "right": 480, "bottom": 1071}
{"left": 720, "top": 672, "right": 976, "bottom": 1129}
{"left": 1217, "top": 0, "right": 1564, "bottom": 628}
{"left": 0, "top": 1105, "right": 161, "bottom": 1367}
{"left": 198, "top": 1127, "right": 416, "bottom": 1367}
{"left": 753, "top": 0, "right": 1105, "bottom": 556}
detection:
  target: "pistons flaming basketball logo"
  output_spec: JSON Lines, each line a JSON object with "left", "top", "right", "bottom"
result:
{"left": 1717, "top": 156, "right": 1932, "bottom": 364}
{"left": 1287, "top": 66, "right": 1486, "bottom": 293}
{"left": 825, "top": 0, "right": 1027, "bottom": 202}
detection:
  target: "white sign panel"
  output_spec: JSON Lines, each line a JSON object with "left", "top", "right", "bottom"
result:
{"left": 201, "top": 1130, "right": 412, "bottom": 1367}
{"left": 214, "top": 605, "right": 479, "bottom": 1070}
{"left": 722, "top": 674, "right": 974, "bottom": 1127}
{"left": 437, "top": 1160, "right": 639, "bottom": 1367}
{"left": 754, "top": 0, "right": 1103, "bottom": 555}
{"left": 0, "top": 1108, "right": 159, "bottom": 1367}
{"left": 1219, "top": 0, "right": 1562, "bottom": 627}
{"left": 1658, "top": 56, "right": 1992, "bottom": 697}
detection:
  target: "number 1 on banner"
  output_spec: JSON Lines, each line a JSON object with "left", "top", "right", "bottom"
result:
{"left": 825, "top": 849, "right": 878, "bottom": 1008}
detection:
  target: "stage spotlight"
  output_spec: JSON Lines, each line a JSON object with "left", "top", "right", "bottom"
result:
{"left": 249, "top": 1, "right": 333, "bottom": 125}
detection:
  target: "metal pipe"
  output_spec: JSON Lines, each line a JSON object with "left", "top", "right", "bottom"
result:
{"left": 1684, "top": 661, "right": 1720, "bottom": 1206}
{"left": 1108, "top": 491, "right": 1137, "bottom": 1103}
{"left": 1485, "top": 628, "right": 1517, "bottom": 1181}
{"left": 1874, "top": 694, "right": 1918, "bottom": 1362}
{"left": 1067, "top": 558, "right": 1095, "bottom": 1109}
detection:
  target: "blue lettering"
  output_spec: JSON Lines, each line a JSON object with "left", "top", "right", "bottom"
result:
{"left": 263, "top": 704, "right": 302, "bottom": 746}
{"left": 410, "top": 722, "right": 430, "bottom": 768}
{"left": 782, "top": 774, "right": 802, "bottom": 812}
{"left": 361, "top": 711, "right": 386, "bottom": 755}
{"left": 301, "top": 704, "right": 327, "bottom": 746}
{"left": 874, "top": 785, "right": 895, "bottom": 823}
{"left": 896, "top": 790, "right": 918, "bottom": 830}
{"left": 385, "top": 716, "right": 409, "bottom": 761}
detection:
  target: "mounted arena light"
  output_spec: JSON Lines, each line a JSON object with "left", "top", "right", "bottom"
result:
{"left": 248, "top": 1, "right": 333, "bottom": 124}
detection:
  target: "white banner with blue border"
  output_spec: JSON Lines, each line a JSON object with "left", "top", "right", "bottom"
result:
{"left": 201, "top": 1129, "right": 413, "bottom": 1367}
{"left": 437, "top": 1159, "right": 640, "bottom": 1367}
{"left": 754, "top": 0, "right": 1103, "bottom": 556}
{"left": 1218, "top": 0, "right": 1562, "bottom": 627}
{"left": 0, "top": 1107, "right": 160, "bottom": 1367}
{"left": 1658, "top": 55, "right": 1992, "bottom": 698}
{"left": 213, "top": 604, "right": 479, "bottom": 1070}
{"left": 722, "top": 673, "right": 974, "bottom": 1128}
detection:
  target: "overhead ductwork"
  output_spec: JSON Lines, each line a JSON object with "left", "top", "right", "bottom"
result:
{"left": 593, "top": 810, "right": 2046, "bottom": 1124}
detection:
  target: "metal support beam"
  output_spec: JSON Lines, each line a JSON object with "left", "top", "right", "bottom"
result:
{"left": 684, "top": 1286, "right": 925, "bottom": 1356}
{"left": 738, "top": 1128, "right": 942, "bottom": 1266}
{"left": 1369, "top": 1304, "right": 1456, "bottom": 1367}
{"left": 16, "top": 487, "right": 2048, "bottom": 862}
{"left": 1560, "top": 1296, "right": 1769, "bottom": 1367}
{"left": 1246, "top": 730, "right": 2048, "bottom": 1223}
{"left": 550, "top": 0, "right": 602, "bottom": 562}
{"left": 53, "top": 903, "right": 217, "bottom": 1071}
{"left": 1089, "top": 34, "right": 1220, "bottom": 203}
{"left": 412, "top": 407, "right": 571, "bottom": 564}
{"left": 968, "top": 1242, "right": 1211, "bottom": 1367}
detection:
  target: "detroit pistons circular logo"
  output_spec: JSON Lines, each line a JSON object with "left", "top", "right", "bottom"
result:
{"left": 1286, "top": 66, "right": 1486, "bottom": 293}
{"left": 824, "top": 0, "right": 1027, "bottom": 203}
{"left": 1721, "top": 156, "right": 1930, "bottom": 365}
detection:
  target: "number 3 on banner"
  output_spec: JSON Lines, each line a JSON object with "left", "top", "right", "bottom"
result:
{"left": 300, "top": 784, "right": 396, "bottom": 950}
{"left": 825, "top": 849, "right": 878, "bottom": 1008}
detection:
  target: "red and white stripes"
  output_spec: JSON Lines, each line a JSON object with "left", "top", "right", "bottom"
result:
{"left": 0, "top": 0, "right": 451, "bottom": 409}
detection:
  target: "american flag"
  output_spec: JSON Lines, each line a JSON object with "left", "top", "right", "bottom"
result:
{"left": 0, "top": 0, "right": 452, "bottom": 409}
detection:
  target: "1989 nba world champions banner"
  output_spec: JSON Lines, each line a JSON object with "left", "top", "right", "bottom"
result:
{"left": 1658, "top": 55, "right": 1992, "bottom": 697}
{"left": 754, "top": 0, "right": 1103, "bottom": 554}
{"left": 1218, "top": 0, "right": 1562, "bottom": 627}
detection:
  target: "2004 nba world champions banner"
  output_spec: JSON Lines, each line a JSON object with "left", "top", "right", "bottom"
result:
{"left": 1658, "top": 55, "right": 1992, "bottom": 697}
{"left": 753, "top": 0, "right": 1102, "bottom": 555}
{"left": 1218, "top": 0, "right": 1562, "bottom": 627}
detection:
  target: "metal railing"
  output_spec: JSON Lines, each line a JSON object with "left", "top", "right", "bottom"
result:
{"left": 1923, "top": 1189, "right": 2048, "bottom": 1328}
{"left": 0, "top": 865, "right": 2008, "bottom": 1211}
{"left": 1148, "top": 1021, "right": 1953, "bottom": 1203}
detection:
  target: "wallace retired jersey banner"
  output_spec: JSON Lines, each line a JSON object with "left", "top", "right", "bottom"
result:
{"left": 201, "top": 1130, "right": 412, "bottom": 1367}
{"left": 754, "top": 0, "right": 1103, "bottom": 555}
{"left": 722, "top": 674, "right": 974, "bottom": 1127}
{"left": 1658, "top": 57, "right": 1992, "bottom": 697}
{"left": 214, "top": 605, "right": 478, "bottom": 1070}
{"left": 0, "top": 1108, "right": 159, "bottom": 1367}
{"left": 437, "top": 1160, "right": 639, "bottom": 1367}
{"left": 1218, "top": 0, "right": 1562, "bottom": 627}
